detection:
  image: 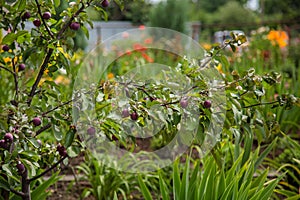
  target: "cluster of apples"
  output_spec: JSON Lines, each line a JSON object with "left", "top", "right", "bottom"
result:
{"left": 0, "top": 132, "right": 25, "bottom": 175}
{"left": 0, "top": 117, "right": 41, "bottom": 150}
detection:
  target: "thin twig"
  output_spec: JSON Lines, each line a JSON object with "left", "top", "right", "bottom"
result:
{"left": 242, "top": 100, "right": 279, "bottom": 109}
{"left": 160, "top": 100, "right": 180, "bottom": 107}
{"left": 27, "top": 48, "right": 54, "bottom": 106}
{"left": 28, "top": 155, "right": 68, "bottom": 182}
{"left": 0, "top": 65, "right": 15, "bottom": 74}
{"left": 42, "top": 99, "right": 73, "bottom": 117}
{"left": 36, "top": 123, "right": 51, "bottom": 136}
{"left": 27, "top": 2, "right": 88, "bottom": 106}
{"left": 216, "top": 76, "right": 248, "bottom": 90}
{"left": 11, "top": 57, "right": 19, "bottom": 100}
{"left": 9, "top": 187, "right": 27, "bottom": 197}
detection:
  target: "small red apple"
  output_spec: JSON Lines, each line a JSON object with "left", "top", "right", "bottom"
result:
{"left": 16, "top": 162, "right": 25, "bottom": 175}
{"left": 2, "top": 45, "right": 9, "bottom": 52}
{"left": 18, "top": 63, "right": 25, "bottom": 71}
{"left": 101, "top": 0, "right": 109, "bottom": 7}
{"left": 33, "top": 19, "right": 41, "bottom": 27}
{"left": 32, "top": 117, "right": 42, "bottom": 126}
{"left": 70, "top": 22, "right": 80, "bottom": 30}
{"left": 87, "top": 127, "right": 96, "bottom": 135}
{"left": 180, "top": 99, "right": 188, "bottom": 108}
{"left": 42, "top": 12, "right": 51, "bottom": 20}
{"left": 57, "top": 144, "right": 68, "bottom": 157}
{"left": 203, "top": 100, "right": 212, "bottom": 108}
{"left": 0, "top": 139, "right": 8, "bottom": 149}
{"left": 4, "top": 133, "right": 13, "bottom": 143}
{"left": 121, "top": 108, "right": 130, "bottom": 118}
{"left": 130, "top": 112, "right": 138, "bottom": 121}
{"left": 22, "top": 11, "right": 31, "bottom": 20}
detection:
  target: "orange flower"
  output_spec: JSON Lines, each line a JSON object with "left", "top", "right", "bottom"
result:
{"left": 267, "top": 30, "right": 289, "bottom": 48}
{"left": 107, "top": 72, "right": 114, "bottom": 79}
{"left": 201, "top": 43, "right": 212, "bottom": 51}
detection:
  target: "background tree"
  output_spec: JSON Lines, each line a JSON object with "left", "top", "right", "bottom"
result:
{"left": 212, "top": 1, "right": 258, "bottom": 31}
{"left": 86, "top": 0, "right": 152, "bottom": 25}
{"left": 149, "top": 0, "right": 189, "bottom": 33}
{"left": 260, "top": 0, "right": 300, "bottom": 25}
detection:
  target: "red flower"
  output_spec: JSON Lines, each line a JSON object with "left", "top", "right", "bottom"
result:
{"left": 133, "top": 43, "right": 146, "bottom": 51}
{"left": 144, "top": 37, "right": 153, "bottom": 44}
{"left": 141, "top": 52, "right": 154, "bottom": 63}
{"left": 139, "top": 25, "right": 145, "bottom": 30}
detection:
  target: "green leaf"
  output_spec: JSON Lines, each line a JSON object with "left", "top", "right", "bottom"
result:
{"left": 27, "top": 138, "right": 41, "bottom": 148}
{"left": 31, "top": 172, "right": 61, "bottom": 200}
{"left": 179, "top": 157, "right": 190, "bottom": 200}
{"left": 2, "top": 164, "right": 12, "bottom": 176}
{"left": 138, "top": 175, "right": 153, "bottom": 200}
{"left": 286, "top": 194, "right": 300, "bottom": 200}
{"left": 67, "top": 146, "right": 81, "bottom": 158}
{"left": 241, "top": 125, "right": 253, "bottom": 166}
{"left": 230, "top": 44, "right": 236, "bottom": 52}
{"left": 0, "top": 175, "right": 10, "bottom": 190}
{"left": 19, "top": 151, "right": 40, "bottom": 162}
{"left": 81, "top": 25, "right": 90, "bottom": 39}
{"left": 232, "top": 104, "right": 242, "bottom": 125}
{"left": 258, "top": 177, "right": 282, "bottom": 200}
{"left": 64, "top": 129, "right": 75, "bottom": 148}
{"left": 53, "top": 124, "right": 63, "bottom": 141}
{"left": 48, "top": 65, "right": 58, "bottom": 73}
{"left": 254, "top": 138, "right": 277, "bottom": 170}
{"left": 173, "top": 159, "right": 181, "bottom": 198}
{"left": 13, "top": 0, "right": 26, "bottom": 12}
{"left": 159, "top": 172, "right": 170, "bottom": 200}
{"left": 2, "top": 33, "right": 16, "bottom": 44}
{"left": 2, "top": 31, "right": 28, "bottom": 44}
{"left": 53, "top": 0, "right": 60, "bottom": 7}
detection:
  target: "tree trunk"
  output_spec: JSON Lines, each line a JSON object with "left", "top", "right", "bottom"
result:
{"left": 1, "top": 174, "right": 9, "bottom": 200}
{"left": 21, "top": 170, "right": 31, "bottom": 200}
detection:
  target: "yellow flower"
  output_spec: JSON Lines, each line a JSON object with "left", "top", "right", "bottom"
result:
{"left": 201, "top": 43, "right": 212, "bottom": 51}
{"left": 38, "top": 77, "right": 53, "bottom": 87}
{"left": 2, "top": 56, "right": 20, "bottom": 66}
{"left": 216, "top": 63, "right": 223, "bottom": 74}
{"left": 44, "top": 69, "right": 49, "bottom": 75}
{"left": 267, "top": 30, "right": 289, "bottom": 48}
{"left": 3, "top": 57, "right": 11, "bottom": 64}
{"left": 54, "top": 75, "right": 70, "bottom": 85}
